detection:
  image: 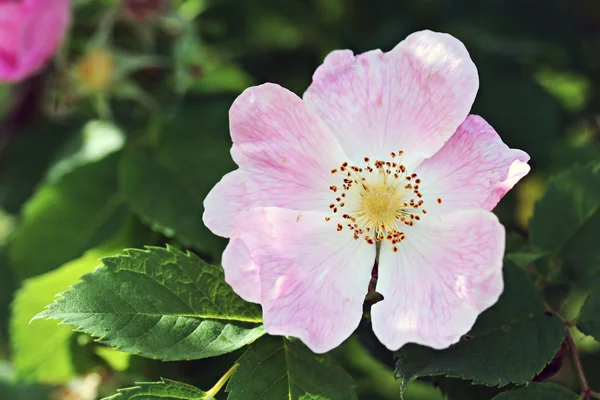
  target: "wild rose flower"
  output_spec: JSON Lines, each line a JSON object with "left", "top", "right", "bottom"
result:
{"left": 0, "top": 0, "right": 71, "bottom": 83}
{"left": 203, "top": 30, "right": 530, "bottom": 353}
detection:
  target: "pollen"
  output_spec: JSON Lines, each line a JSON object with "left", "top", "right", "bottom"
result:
{"left": 325, "top": 151, "right": 437, "bottom": 247}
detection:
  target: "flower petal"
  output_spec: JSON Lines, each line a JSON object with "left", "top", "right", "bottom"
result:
{"left": 371, "top": 209, "right": 505, "bottom": 350}
{"left": 204, "top": 169, "right": 335, "bottom": 238}
{"left": 304, "top": 30, "right": 478, "bottom": 167}
{"left": 415, "top": 115, "right": 530, "bottom": 214}
{"left": 230, "top": 82, "right": 348, "bottom": 187}
{"left": 222, "top": 236, "right": 261, "bottom": 303}
{"left": 205, "top": 83, "right": 350, "bottom": 237}
{"left": 0, "top": 0, "right": 71, "bottom": 82}
{"left": 225, "top": 207, "right": 376, "bottom": 353}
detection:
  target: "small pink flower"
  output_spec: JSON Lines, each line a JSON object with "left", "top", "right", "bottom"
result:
{"left": 0, "top": 0, "right": 71, "bottom": 83}
{"left": 204, "top": 30, "right": 530, "bottom": 353}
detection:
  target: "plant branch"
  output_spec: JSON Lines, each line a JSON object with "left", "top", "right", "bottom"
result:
{"left": 545, "top": 303, "right": 594, "bottom": 399}
{"left": 566, "top": 328, "right": 592, "bottom": 400}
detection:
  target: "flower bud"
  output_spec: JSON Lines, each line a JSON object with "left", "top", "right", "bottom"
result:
{"left": 122, "top": 0, "right": 169, "bottom": 20}
{"left": 75, "top": 49, "right": 115, "bottom": 94}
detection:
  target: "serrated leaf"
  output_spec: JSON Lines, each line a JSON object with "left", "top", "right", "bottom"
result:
{"left": 226, "top": 336, "right": 357, "bottom": 400}
{"left": 35, "top": 246, "right": 265, "bottom": 361}
{"left": 8, "top": 154, "right": 129, "bottom": 280}
{"left": 103, "top": 378, "right": 213, "bottom": 400}
{"left": 576, "top": 276, "right": 600, "bottom": 341}
{"left": 10, "top": 229, "right": 135, "bottom": 383}
{"left": 492, "top": 383, "right": 578, "bottom": 399}
{"left": 530, "top": 163, "right": 600, "bottom": 278}
{"left": 119, "top": 100, "right": 234, "bottom": 258}
{"left": 394, "top": 261, "right": 566, "bottom": 393}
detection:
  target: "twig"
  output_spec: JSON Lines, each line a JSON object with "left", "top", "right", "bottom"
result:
{"left": 566, "top": 328, "right": 592, "bottom": 400}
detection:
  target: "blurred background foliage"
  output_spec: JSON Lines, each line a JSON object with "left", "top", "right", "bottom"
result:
{"left": 1, "top": 0, "right": 600, "bottom": 399}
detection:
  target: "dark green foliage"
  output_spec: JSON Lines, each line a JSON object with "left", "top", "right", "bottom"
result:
{"left": 227, "top": 336, "right": 358, "bottom": 400}
{"left": 394, "top": 263, "right": 566, "bottom": 393}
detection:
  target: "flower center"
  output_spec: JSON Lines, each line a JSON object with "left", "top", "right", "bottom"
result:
{"left": 361, "top": 183, "right": 399, "bottom": 224}
{"left": 326, "top": 151, "right": 442, "bottom": 252}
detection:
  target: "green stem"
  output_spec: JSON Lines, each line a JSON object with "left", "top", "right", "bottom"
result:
{"left": 340, "top": 337, "right": 400, "bottom": 399}
{"left": 206, "top": 364, "right": 238, "bottom": 398}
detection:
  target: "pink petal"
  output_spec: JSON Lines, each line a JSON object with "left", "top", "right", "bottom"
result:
{"left": 224, "top": 207, "right": 376, "bottom": 353}
{"left": 303, "top": 30, "right": 478, "bottom": 168}
{"left": 204, "top": 169, "right": 334, "bottom": 238}
{"left": 222, "top": 236, "right": 261, "bottom": 303}
{"left": 0, "top": 0, "right": 71, "bottom": 82}
{"left": 371, "top": 209, "right": 505, "bottom": 350}
{"left": 205, "top": 83, "right": 349, "bottom": 237}
{"left": 415, "top": 115, "right": 530, "bottom": 214}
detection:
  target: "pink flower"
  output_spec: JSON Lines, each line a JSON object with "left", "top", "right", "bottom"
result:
{"left": 204, "top": 30, "right": 530, "bottom": 353}
{"left": 0, "top": 0, "right": 71, "bottom": 83}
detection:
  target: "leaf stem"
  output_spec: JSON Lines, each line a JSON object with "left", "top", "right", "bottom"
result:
{"left": 566, "top": 328, "right": 592, "bottom": 400}
{"left": 206, "top": 363, "right": 238, "bottom": 398}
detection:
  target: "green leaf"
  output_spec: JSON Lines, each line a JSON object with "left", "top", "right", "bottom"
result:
{"left": 530, "top": 163, "right": 600, "bottom": 278}
{"left": 35, "top": 246, "right": 265, "bottom": 361}
{"left": 492, "top": 383, "right": 578, "bottom": 399}
{"left": 0, "top": 119, "right": 71, "bottom": 214}
{"left": 103, "top": 378, "right": 213, "bottom": 400}
{"left": 473, "top": 64, "right": 563, "bottom": 167}
{"left": 8, "top": 154, "right": 129, "bottom": 280}
{"left": 505, "top": 251, "right": 548, "bottom": 268}
{"left": 119, "top": 100, "right": 234, "bottom": 258}
{"left": 0, "top": 361, "right": 49, "bottom": 400}
{"left": 95, "top": 347, "right": 131, "bottom": 372}
{"left": 0, "top": 379, "right": 48, "bottom": 400}
{"left": 10, "top": 231, "right": 134, "bottom": 383}
{"left": 394, "top": 261, "right": 566, "bottom": 393}
{"left": 576, "top": 277, "right": 600, "bottom": 341}
{"left": 46, "top": 120, "right": 125, "bottom": 183}
{"left": 226, "top": 336, "right": 358, "bottom": 400}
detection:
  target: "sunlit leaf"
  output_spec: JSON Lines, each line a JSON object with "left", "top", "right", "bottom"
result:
{"left": 10, "top": 227, "right": 136, "bottom": 383}
{"left": 8, "top": 154, "right": 129, "bottom": 280}
{"left": 103, "top": 378, "right": 212, "bottom": 400}
{"left": 35, "top": 246, "right": 265, "bottom": 361}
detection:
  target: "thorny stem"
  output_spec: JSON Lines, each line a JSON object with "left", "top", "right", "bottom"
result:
{"left": 206, "top": 363, "right": 238, "bottom": 398}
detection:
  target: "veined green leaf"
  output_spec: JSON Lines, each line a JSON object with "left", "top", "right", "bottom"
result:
{"left": 103, "top": 378, "right": 213, "bottom": 400}
{"left": 530, "top": 163, "right": 600, "bottom": 279}
{"left": 35, "top": 246, "right": 265, "bottom": 361}
{"left": 226, "top": 336, "right": 357, "bottom": 400}
{"left": 492, "top": 382, "right": 578, "bottom": 399}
